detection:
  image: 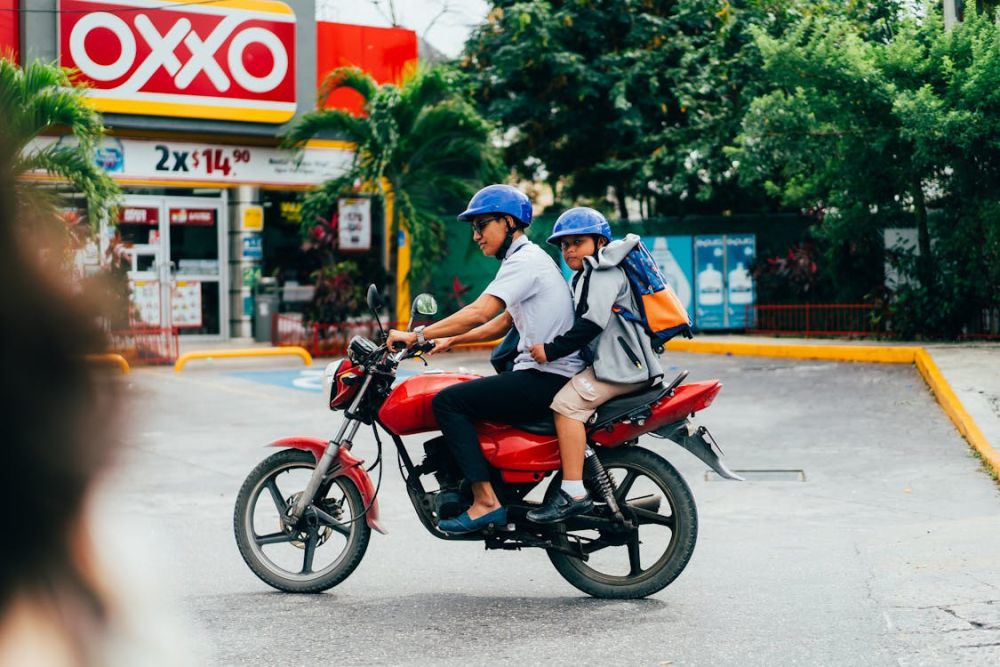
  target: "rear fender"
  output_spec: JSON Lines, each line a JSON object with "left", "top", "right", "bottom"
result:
{"left": 654, "top": 422, "right": 744, "bottom": 481}
{"left": 268, "top": 436, "right": 387, "bottom": 535}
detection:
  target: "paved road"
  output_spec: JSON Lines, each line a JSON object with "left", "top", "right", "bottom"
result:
{"left": 99, "top": 351, "right": 1000, "bottom": 666}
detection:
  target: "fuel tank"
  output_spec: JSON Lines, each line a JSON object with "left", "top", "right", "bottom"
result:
{"left": 378, "top": 372, "right": 480, "bottom": 435}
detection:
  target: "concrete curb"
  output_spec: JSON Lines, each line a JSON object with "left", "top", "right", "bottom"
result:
{"left": 664, "top": 339, "right": 1000, "bottom": 481}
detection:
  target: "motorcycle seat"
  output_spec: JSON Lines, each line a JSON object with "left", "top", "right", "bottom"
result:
{"left": 589, "top": 383, "right": 670, "bottom": 429}
{"left": 511, "top": 415, "right": 557, "bottom": 436}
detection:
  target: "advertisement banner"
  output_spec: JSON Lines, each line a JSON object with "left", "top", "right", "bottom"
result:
{"left": 725, "top": 234, "right": 756, "bottom": 327}
{"left": 694, "top": 235, "right": 726, "bottom": 329}
{"left": 242, "top": 235, "right": 263, "bottom": 259}
{"left": 171, "top": 281, "right": 203, "bottom": 328}
{"left": 169, "top": 208, "right": 215, "bottom": 225}
{"left": 338, "top": 198, "right": 372, "bottom": 251}
{"left": 58, "top": 0, "right": 297, "bottom": 123}
{"left": 118, "top": 205, "right": 159, "bottom": 225}
{"left": 643, "top": 236, "right": 694, "bottom": 316}
{"left": 130, "top": 279, "right": 161, "bottom": 326}
{"left": 30, "top": 136, "right": 352, "bottom": 187}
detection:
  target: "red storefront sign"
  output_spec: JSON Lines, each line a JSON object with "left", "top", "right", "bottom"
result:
{"left": 118, "top": 206, "right": 160, "bottom": 225}
{"left": 169, "top": 208, "right": 215, "bottom": 225}
{"left": 58, "top": 0, "right": 296, "bottom": 123}
{"left": 0, "top": 0, "right": 17, "bottom": 62}
{"left": 316, "top": 22, "right": 417, "bottom": 116}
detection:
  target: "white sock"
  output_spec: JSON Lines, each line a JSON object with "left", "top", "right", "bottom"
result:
{"left": 561, "top": 480, "right": 587, "bottom": 499}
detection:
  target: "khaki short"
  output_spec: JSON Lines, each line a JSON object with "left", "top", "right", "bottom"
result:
{"left": 550, "top": 367, "right": 648, "bottom": 423}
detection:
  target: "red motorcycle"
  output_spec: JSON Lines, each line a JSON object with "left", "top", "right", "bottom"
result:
{"left": 234, "top": 286, "right": 741, "bottom": 599}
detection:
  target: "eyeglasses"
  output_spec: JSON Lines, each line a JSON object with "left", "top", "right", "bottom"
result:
{"left": 471, "top": 217, "right": 502, "bottom": 236}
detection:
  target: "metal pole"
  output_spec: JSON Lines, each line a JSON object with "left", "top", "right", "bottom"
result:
{"left": 944, "top": 0, "right": 959, "bottom": 30}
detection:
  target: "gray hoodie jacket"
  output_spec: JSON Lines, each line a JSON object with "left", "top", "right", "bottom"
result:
{"left": 574, "top": 234, "right": 664, "bottom": 385}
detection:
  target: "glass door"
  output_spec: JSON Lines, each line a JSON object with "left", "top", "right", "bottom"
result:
{"left": 118, "top": 197, "right": 169, "bottom": 328}
{"left": 165, "top": 197, "right": 225, "bottom": 336}
{"left": 117, "top": 194, "right": 227, "bottom": 337}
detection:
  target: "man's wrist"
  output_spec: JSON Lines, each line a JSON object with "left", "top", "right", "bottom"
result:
{"left": 413, "top": 325, "right": 426, "bottom": 345}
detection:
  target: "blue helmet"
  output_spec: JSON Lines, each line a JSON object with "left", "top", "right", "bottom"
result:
{"left": 547, "top": 207, "right": 612, "bottom": 246}
{"left": 458, "top": 185, "right": 533, "bottom": 226}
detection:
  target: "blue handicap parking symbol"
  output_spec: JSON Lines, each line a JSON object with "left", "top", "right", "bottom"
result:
{"left": 228, "top": 368, "right": 417, "bottom": 393}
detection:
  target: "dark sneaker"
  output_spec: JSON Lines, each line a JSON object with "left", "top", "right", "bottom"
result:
{"left": 527, "top": 490, "right": 593, "bottom": 524}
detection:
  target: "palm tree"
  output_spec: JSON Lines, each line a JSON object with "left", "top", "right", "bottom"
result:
{"left": 284, "top": 64, "right": 502, "bottom": 295}
{"left": 0, "top": 59, "right": 119, "bottom": 230}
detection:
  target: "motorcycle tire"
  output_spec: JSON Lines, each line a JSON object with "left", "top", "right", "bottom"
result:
{"left": 546, "top": 446, "right": 698, "bottom": 599}
{"left": 234, "top": 449, "right": 371, "bottom": 593}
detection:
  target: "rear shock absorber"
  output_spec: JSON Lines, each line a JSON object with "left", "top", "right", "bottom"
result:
{"left": 584, "top": 446, "right": 624, "bottom": 522}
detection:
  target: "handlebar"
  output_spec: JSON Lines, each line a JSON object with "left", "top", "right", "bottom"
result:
{"left": 385, "top": 340, "right": 436, "bottom": 365}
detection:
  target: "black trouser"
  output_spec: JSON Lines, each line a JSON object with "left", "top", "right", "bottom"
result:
{"left": 431, "top": 369, "right": 570, "bottom": 483}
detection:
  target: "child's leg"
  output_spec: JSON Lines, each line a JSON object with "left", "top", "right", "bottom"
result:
{"left": 554, "top": 412, "right": 587, "bottom": 481}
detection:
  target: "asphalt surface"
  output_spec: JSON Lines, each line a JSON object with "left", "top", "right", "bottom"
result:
{"left": 97, "top": 350, "right": 1000, "bottom": 666}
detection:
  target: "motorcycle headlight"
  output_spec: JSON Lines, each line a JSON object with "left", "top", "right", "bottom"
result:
{"left": 323, "top": 359, "right": 347, "bottom": 407}
{"left": 348, "top": 335, "right": 379, "bottom": 363}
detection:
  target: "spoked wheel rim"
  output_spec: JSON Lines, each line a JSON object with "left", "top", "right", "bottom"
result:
{"left": 562, "top": 459, "right": 682, "bottom": 585}
{"left": 243, "top": 461, "right": 360, "bottom": 583}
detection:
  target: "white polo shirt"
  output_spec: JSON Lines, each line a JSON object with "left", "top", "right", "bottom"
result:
{"left": 484, "top": 235, "right": 585, "bottom": 378}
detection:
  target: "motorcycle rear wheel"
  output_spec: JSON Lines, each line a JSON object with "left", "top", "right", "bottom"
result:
{"left": 234, "top": 449, "right": 371, "bottom": 593}
{"left": 546, "top": 446, "right": 698, "bottom": 599}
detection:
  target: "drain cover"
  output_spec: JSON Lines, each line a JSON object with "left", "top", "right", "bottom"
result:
{"left": 705, "top": 469, "right": 806, "bottom": 482}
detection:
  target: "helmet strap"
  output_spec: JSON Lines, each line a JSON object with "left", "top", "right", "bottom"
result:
{"left": 592, "top": 235, "right": 606, "bottom": 259}
{"left": 495, "top": 218, "right": 518, "bottom": 261}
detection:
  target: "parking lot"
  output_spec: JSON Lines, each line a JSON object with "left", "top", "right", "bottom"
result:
{"left": 97, "top": 350, "right": 1000, "bottom": 666}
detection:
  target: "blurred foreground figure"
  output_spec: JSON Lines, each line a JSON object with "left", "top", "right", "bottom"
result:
{"left": 0, "top": 133, "right": 182, "bottom": 665}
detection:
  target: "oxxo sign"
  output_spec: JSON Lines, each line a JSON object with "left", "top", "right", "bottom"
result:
{"left": 59, "top": 0, "right": 296, "bottom": 123}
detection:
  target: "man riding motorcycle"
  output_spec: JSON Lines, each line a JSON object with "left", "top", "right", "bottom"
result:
{"left": 386, "top": 184, "right": 583, "bottom": 534}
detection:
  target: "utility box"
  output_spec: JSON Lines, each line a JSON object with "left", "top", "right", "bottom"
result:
{"left": 254, "top": 277, "right": 280, "bottom": 343}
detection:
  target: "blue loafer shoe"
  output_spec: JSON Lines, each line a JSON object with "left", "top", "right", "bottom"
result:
{"left": 437, "top": 506, "right": 508, "bottom": 534}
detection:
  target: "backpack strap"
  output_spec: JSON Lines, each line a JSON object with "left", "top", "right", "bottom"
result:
{"left": 574, "top": 265, "right": 593, "bottom": 318}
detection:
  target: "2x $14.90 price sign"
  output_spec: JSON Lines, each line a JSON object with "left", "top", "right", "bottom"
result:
{"left": 154, "top": 145, "right": 253, "bottom": 177}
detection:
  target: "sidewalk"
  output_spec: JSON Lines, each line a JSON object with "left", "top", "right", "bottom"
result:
{"left": 170, "top": 333, "right": 1000, "bottom": 473}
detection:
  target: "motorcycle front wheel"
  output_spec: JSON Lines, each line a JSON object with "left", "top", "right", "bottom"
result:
{"left": 546, "top": 446, "right": 698, "bottom": 599}
{"left": 234, "top": 449, "right": 371, "bottom": 593}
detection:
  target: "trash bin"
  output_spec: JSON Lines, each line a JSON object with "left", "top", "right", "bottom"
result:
{"left": 254, "top": 277, "right": 280, "bottom": 343}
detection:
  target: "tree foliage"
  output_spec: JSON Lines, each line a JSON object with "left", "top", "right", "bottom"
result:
{"left": 461, "top": 1, "right": 905, "bottom": 217}
{"left": 284, "top": 65, "right": 503, "bottom": 291}
{"left": 732, "top": 5, "right": 1000, "bottom": 337}
{"left": 0, "top": 59, "right": 120, "bottom": 231}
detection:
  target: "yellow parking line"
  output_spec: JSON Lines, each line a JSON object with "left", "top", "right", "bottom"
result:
{"left": 174, "top": 346, "right": 313, "bottom": 372}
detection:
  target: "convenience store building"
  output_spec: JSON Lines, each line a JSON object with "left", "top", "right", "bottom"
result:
{"left": 5, "top": 0, "right": 416, "bottom": 338}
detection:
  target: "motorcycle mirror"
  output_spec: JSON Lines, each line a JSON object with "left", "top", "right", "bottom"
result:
{"left": 414, "top": 293, "right": 437, "bottom": 316}
{"left": 408, "top": 293, "right": 437, "bottom": 332}
{"left": 366, "top": 284, "right": 382, "bottom": 311}
{"left": 366, "top": 284, "right": 387, "bottom": 341}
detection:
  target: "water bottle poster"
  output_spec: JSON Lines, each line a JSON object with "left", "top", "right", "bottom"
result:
{"left": 726, "top": 234, "right": 756, "bottom": 327}
{"left": 642, "top": 236, "right": 693, "bottom": 315}
{"left": 694, "top": 235, "right": 726, "bottom": 329}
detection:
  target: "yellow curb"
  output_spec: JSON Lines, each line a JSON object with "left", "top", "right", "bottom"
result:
{"left": 86, "top": 353, "right": 131, "bottom": 374}
{"left": 913, "top": 349, "right": 1000, "bottom": 480}
{"left": 665, "top": 339, "right": 921, "bottom": 364}
{"left": 664, "top": 339, "right": 999, "bottom": 482}
{"left": 174, "top": 346, "right": 313, "bottom": 373}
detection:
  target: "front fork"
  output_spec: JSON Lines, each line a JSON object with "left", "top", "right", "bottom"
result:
{"left": 287, "top": 375, "right": 373, "bottom": 524}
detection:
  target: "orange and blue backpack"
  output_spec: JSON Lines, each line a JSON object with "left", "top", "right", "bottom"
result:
{"left": 612, "top": 236, "right": 693, "bottom": 352}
